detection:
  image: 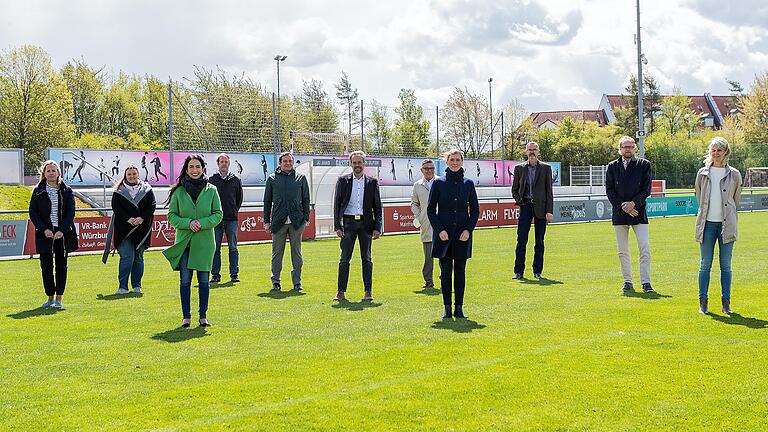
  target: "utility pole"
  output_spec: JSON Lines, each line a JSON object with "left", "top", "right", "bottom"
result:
{"left": 635, "top": 0, "right": 646, "bottom": 158}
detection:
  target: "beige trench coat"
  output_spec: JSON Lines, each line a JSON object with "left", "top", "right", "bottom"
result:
{"left": 410, "top": 178, "right": 434, "bottom": 243}
{"left": 694, "top": 165, "right": 742, "bottom": 243}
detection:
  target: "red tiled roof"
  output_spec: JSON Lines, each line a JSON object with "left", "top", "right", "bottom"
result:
{"left": 604, "top": 94, "right": 734, "bottom": 117}
{"left": 529, "top": 110, "right": 607, "bottom": 127}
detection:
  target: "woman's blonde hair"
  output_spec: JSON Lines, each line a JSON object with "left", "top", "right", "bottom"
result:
{"left": 442, "top": 147, "right": 464, "bottom": 161}
{"left": 38, "top": 160, "right": 62, "bottom": 185}
{"left": 704, "top": 136, "right": 731, "bottom": 167}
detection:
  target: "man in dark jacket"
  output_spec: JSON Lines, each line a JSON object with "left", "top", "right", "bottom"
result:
{"left": 605, "top": 136, "right": 655, "bottom": 294}
{"left": 263, "top": 151, "right": 311, "bottom": 291}
{"left": 333, "top": 151, "right": 382, "bottom": 301}
{"left": 209, "top": 153, "right": 244, "bottom": 283}
{"left": 511, "top": 141, "right": 554, "bottom": 280}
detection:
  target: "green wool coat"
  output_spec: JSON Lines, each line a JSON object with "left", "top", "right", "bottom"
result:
{"left": 162, "top": 184, "right": 223, "bottom": 272}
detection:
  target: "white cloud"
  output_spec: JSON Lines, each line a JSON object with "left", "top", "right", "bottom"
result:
{"left": 0, "top": 0, "right": 766, "bottom": 113}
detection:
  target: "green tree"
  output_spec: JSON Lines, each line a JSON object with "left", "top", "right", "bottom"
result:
{"left": 0, "top": 45, "right": 74, "bottom": 169}
{"left": 60, "top": 59, "right": 103, "bottom": 137}
{"left": 617, "top": 73, "right": 663, "bottom": 135}
{"left": 366, "top": 100, "right": 392, "bottom": 155}
{"left": 440, "top": 87, "right": 490, "bottom": 158}
{"left": 99, "top": 72, "right": 143, "bottom": 139}
{"left": 142, "top": 75, "right": 168, "bottom": 146}
{"left": 657, "top": 88, "right": 698, "bottom": 137}
{"left": 334, "top": 71, "right": 360, "bottom": 138}
{"left": 742, "top": 72, "right": 768, "bottom": 147}
{"left": 391, "top": 89, "right": 430, "bottom": 156}
{"left": 299, "top": 79, "right": 338, "bottom": 133}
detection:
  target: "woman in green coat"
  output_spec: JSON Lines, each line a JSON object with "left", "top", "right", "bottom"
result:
{"left": 162, "top": 155, "right": 223, "bottom": 327}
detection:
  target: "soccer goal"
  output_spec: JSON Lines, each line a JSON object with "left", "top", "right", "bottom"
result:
{"left": 289, "top": 130, "right": 362, "bottom": 155}
{"left": 744, "top": 167, "right": 768, "bottom": 187}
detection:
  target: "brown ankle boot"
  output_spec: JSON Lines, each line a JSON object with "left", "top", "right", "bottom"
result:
{"left": 699, "top": 298, "right": 708, "bottom": 315}
{"left": 722, "top": 298, "right": 733, "bottom": 314}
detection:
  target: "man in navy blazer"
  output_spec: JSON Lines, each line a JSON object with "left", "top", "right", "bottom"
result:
{"left": 333, "top": 151, "right": 383, "bottom": 301}
{"left": 605, "top": 136, "right": 655, "bottom": 294}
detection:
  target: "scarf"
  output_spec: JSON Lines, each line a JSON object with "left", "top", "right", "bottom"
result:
{"left": 123, "top": 179, "right": 142, "bottom": 199}
{"left": 445, "top": 167, "right": 465, "bottom": 181}
{"left": 183, "top": 175, "right": 208, "bottom": 203}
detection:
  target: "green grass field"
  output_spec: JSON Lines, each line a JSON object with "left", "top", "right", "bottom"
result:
{"left": 2, "top": 213, "right": 767, "bottom": 431}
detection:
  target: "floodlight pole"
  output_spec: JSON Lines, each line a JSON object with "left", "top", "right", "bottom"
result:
{"left": 636, "top": 0, "right": 645, "bottom": 158}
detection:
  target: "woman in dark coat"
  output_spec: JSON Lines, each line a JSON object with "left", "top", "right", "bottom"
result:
{"left": 427, "top": 148, "right": 480, "bottom": 319}
{"left": 29, "top": 160, "right": 79, "bottom": 309}
{"left": 110, "top": 165, "right": 156, "bottom": 294}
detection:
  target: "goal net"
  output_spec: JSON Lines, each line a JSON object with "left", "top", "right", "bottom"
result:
{"left": 744, "top": 167, "right": 768, "bottom": 187}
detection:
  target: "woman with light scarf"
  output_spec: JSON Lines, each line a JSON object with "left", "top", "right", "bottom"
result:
{"left": 110, "top": 165, "right": 156, "bottom": 295}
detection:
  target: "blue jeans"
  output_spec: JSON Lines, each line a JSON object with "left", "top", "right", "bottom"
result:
{"left": 179, "top": 248, "right": 210, "bottom": 319}
{"left": 212, "top": 220, "right": 239, "bottom": 277}
{"left": 698, "top": 221, "right": 734, "bottom": 300}
{"left": 117, "top": 237, "right": 145, "bottom": 290}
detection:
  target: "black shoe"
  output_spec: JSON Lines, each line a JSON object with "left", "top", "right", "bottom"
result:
{"left": 422, "top": 282, "right": 434, "bottom": 288}
{"left": 181, "top": 319, "right": 191, "bottom": 328}
{"left": 271, "top": 283, "right": 282, "bottom": 291}
{"left": 699, "top": 298, "right": 709, "bottom": 315}
{"left": 294, "top": 284, "right": 303, "bottom": 291}
{"left": 442, "top": 305, "right": 452, "bottom": 319}
{"left": 454, "top": 305, "right": 467, "bottom": 319}
{"left": 210, "top": 275, "right": 221, "bottom": 283}
{"left": 230, "top": 274, "right": 240, "bottom": 283}
{"left": 199, "top": 319, "right": 213, "bottom": 327}
{"left": 621, "top": 282, "right": 634, "bottom": 293}
{"left": 642, "top": 283, "right": 655, "bottom": 293}
{"left": 534, "top": 273, "right": 543, "bottom": 280}
{"left": 513, "top": 273, "right": 523, "bottom": 280}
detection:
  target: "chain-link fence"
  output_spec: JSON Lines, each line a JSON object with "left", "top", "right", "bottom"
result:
{"left": 169, "top": 82, "right": 509, "bottom": 160}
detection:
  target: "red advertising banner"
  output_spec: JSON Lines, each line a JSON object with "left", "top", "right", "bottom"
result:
{"left": 383, "top": 203, "right": 520, "bottom": 234}
{"left": 23, "top": 210, "right": 316, "bottom": 255}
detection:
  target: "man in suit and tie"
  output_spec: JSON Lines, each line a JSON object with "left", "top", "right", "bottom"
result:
{"left": 334, "top": 151, "right": 383, "bottom": 301}
{"left": 511, "top": 141, "right": 554, "bottom": 280}
{"left": 605, "top": 136, "right": 655, "bottom": 294}
{"left": 410, "top": 159, "right": 436, "bottom": 289}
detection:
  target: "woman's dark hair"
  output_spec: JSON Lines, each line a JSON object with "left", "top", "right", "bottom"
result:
{"left": 113, "top": 164, "right": 140, "bottom": 191}
{"left": 165, "top": 154, "right": 206, "bottom": 205}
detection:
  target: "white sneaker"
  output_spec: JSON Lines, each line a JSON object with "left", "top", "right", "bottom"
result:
{"left": 115, "top": 288, "right": 130, "bottom": 295}
{"left": 133, "top": 286, "right": 142, "bottom": 294}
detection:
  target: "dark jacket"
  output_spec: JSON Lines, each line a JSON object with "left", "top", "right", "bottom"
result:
{"left": 605, "top": 156, "right": 652, "bottom": 225}
{"left": 427, "top": 168, "right": 480, "bottom": 259}
{"left": 333, "top": 174, "right": 383, "bottom": 234}
{"left": 209, "top": 172, "right": 243, "bottom": 221}
{"left": 511, "top": 161, "right": 554, "bottom": 219}
{"left": 263, "top": 168, "right": 311, "bottom": 232}
{"left": 111, "top": 183, "right": 156, "bottom": 249}
{"left": 29, "top": 182, "right": 79, "bottom": 254}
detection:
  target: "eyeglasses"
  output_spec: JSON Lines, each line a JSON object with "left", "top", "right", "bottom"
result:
{"left": 422, "top": 167, "right": 435, "bottom": 170}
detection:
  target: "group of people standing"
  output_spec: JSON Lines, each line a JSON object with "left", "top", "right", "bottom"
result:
{"left": 28, "top": 135, "right": 744, "bottom": 323}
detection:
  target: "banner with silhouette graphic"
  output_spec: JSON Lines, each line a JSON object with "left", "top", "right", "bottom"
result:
{"left": 47, "top": 148, "right": 559, "bottom": 187}
{"left": 48, "top": 148, "right": 277, "bottom": 187}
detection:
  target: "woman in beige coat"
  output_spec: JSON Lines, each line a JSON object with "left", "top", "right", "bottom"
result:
{"left": 694, "top": 137, "right": 742, "bottom": 315}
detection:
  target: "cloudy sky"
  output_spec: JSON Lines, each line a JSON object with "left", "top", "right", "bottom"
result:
{"left": 2, "top": 0, "right": 767, "bottom": 113}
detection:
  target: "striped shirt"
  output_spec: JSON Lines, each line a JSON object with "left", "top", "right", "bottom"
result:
{"left": 46, "top": 184, "right": 60, "bottom": 227}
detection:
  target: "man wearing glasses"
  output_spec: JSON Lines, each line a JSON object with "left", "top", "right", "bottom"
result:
{"left": 410, "top": 159, "right": 437, "bottom": 289}
{"left": 606, "top": 136, "right": 655, "bottom": 294}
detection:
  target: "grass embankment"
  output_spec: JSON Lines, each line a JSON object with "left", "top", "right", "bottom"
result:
{"left": 0, "top": 184, "right": 101, "bottom": 220}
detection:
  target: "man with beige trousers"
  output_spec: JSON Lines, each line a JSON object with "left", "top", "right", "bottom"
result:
{"left": 411, "top": 159, "right": 437, "bottom": 289}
